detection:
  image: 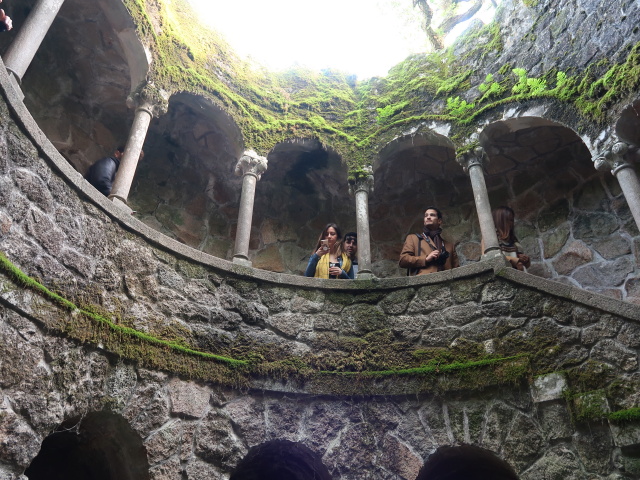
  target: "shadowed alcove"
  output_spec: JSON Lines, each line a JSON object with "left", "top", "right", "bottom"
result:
{"left": 128, "top": 92, "right": 244, "bottom": 257}
{"left": 24, "top": 412, "right": 150, "bottom": 480}
{"left": 371, "top": 130, "right": 473, "bottom": 277}
{"left": 229, "top": 439, "right": 332, "bottom": 480}
{"left": 248, "top": 138, "right": 352, "bottom": 274}
{"left": 0, "top": 0, "right": 145, "bottom": 171}
{"left": 479, "top": 116, "right": 637, "bottom": 297}
{"left": 416, "top": 445, "right": 519, "bottom": 480}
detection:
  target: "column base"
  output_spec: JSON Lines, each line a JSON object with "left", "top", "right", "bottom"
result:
{"left": 232, "top": 256, "right": 252, "bottom": 267}
{"left": 356, "top": 270, "right": 375, "bottom": 280}
{"left": 109, "top": 195, "right": 133, "bottom": 214}
{"left": 6, "top": 69, "right": 24, "bottom": 101}
{"left": 481, "top": 248, "right": 503, "bottom": 261}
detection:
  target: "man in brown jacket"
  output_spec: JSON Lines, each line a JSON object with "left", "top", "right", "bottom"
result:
{"left": 399, "top": 206, "right": 459, "bottom": 275}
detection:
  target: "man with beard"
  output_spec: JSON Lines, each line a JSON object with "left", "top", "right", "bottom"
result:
{"left": 399, "top": 206, "right": 459, "bottom": 275}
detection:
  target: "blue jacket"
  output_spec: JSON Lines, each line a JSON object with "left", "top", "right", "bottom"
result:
{"left": 304, "top": 253, "right": 354, "bottom": 279}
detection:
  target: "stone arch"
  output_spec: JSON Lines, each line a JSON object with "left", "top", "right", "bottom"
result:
{"left": 249, "top": 137, "right": 352, "bottom": 274}
{"left": 0, "top": 0, "right": 145, "bottom": 172}
{"left": 479, "top": 117, "right": 637, "bottom": 297}
{"left": 616, "top": 99, "right": 640, "bottom": 146}
{"left": 229, "top": 439, "right": 332, "bottom": 480}
{"left": 128, "top": 92, "right": 244, "bottom": 257}
{"left": 416, "top": 445, "right": 519, "bottom": 480}
{"left": 370, "top": 131, "right": 471, "bottom": 277}
{"left": 24, "top": 412, "right": 150, "bottom": 480}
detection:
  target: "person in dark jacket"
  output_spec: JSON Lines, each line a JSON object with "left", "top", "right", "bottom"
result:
{"left": 85, "top": 146, "right": 124, "bottom": 196}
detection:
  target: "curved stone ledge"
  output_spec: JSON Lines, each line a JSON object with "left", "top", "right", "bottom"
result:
{"left": 1, "top": 55, "right": 639, "bottom": 310}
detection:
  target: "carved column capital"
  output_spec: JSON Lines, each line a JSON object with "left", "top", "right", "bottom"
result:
{"left": 234, "top": 150, "right": 268, "bottom": 180}
{"left": 593, "top": 140, "right": 634, "bottom": 176}
{"left": 349, "top": 166, "right": 374, "bottom": 196}
{"left": 127, "top": 82, "right": 169, "bottom": 117}
{"left": 456, "top": 146, "right": 487, "bottom": 174}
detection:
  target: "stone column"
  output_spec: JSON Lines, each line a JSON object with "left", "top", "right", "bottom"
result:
{"left": 593, "top": 140, "right": 640, "bottom": 231}
{"left": 232, "top": 150, "right": 268, "bottom": 267}
{"left": 456, "top": 147, "right": 501, "bottom": 258}
{"left": 349, "top": 167, "right": 375, "bottom": 279}
{"left": 2, "top": 0, "right": 65, "bottom": 96}
{"left": 109, "top": 83, "right": 168, "bottom": 211}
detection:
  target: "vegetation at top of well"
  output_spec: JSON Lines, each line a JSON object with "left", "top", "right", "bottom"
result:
{"left": 123, "top": 0, "right": 640, "bottom": 172}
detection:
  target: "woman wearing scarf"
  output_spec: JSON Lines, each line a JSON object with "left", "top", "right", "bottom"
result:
{"left": 399, "top": 206, "right": 459, "bottom": 275}
{"left": 304, "top": 223, "right": 353, "bottom": 279}
{"left": 490, "top": 206, "right": 531, "bottom": 271}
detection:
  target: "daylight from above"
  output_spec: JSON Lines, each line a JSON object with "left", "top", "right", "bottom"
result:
{"left": 187, "top": 0, "right": 498, "bottom": 79}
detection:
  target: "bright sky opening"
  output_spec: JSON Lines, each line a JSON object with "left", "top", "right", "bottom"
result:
{"left": 187, "top": 0, "right": 498, "bottom": 80}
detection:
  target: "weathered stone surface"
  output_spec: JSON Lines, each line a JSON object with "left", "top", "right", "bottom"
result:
{"left": 552, "top": 240, "right": 593, "bottom": 275}
{"left": 440, "top": 303, "right": 482, "bottom": 326}
{"left": 573, "top": 212, "right": 619, "bottom": 240}
{"left": 168, "top": 379, "right": 210, "bottom": 419}
{"left": 149, "top": 455, "right": 182, "bottom": 480}
{"left": 531, "top": 373, "right": 567, "bottom": 403}
{"left": 458, "top": 241, "right": 481, "bottom": 261}
{"left": 592, "top": 234, "right": 632, "bottom": 260}
{"left": 590, "top": 339, "right": 638, "bottom": 371}
{"left": 0, "top": 407, "right": 41, "bottom": 469}
{"left": 145, "top": 419, "right": 183, "bottom": 465}
{"left": 224, "top": 397, "right": 267, "bottom": 448}
{"left": 252, "top": 244, "right": 286, "bottom": 272}
{"left": 379, "top": 434, "right": 423, "bottom": 480}
{"left": 104, "top": 362, "right": 138, "bottom": 412}
{"left": 184, "top": 458, "right": 226, "bottom": 480}
{"left": 573, "top": 425, "right": 614, "bottom": 474}
{"left": 542, "top": 223, "right": 570, "bottom": 259}
{"left": 407, "top": 285, "right": 454, "bottom": 313}
{"left": 194, "top": 410, "right": 246, "bottom": 469}
{"left": 520, "top": 446, "right": 582, "bottom": 480}
{"left": 123, "top": 371, "right": 170, "bottom": 438}
{"left": 482, "top": 401, "right": 516, "bottom": 452}
{"left": 267, "top": 312, "right": 313, "bottom": 338}
{"left": 572, "top": 256, "right": 635, "bottom": 288}
{"left": 387, "top": 314, "right": 429, "bottom": 341}
{"left": 481, "top": 281, "right": 516, "bottom": 303}
{"left": 502, "top": 413, "right": 545, "bottom": 472}
{"left": 537, "top": 403, "right": 573, "bottom": 441}
{"left": 13, "top": 169, "right": 55, "bottom": 214}
{"left": 379, "top": 288, "right": 415, "bottom": 315}
{"left": 581, "top": 315, "right": 623, "bottom": 345}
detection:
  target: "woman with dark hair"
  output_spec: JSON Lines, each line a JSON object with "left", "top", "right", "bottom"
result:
{"left": 304, "top": 223, "right": 353, "bottom": 279}
{"left": 491, "top": 206, "right": 531, "bottom": 271}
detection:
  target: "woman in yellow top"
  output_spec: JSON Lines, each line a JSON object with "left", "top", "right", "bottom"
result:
{"left": 304, "top": 223, "right": 353, "bottom": 279}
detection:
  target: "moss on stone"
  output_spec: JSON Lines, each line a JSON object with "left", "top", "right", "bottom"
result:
{"left": 609, "top": 407, "right": 640, "bottom": 422}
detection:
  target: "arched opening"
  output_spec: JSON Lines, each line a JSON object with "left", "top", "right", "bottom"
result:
{"left": 24, "top": 412, "right": 150, "bottom": 480}
{"left": 128, "top": 92, "right": 244, "bottom": 257}
{"left": 230, "top": 439, "right": 332, "bottom": 480}
{"left": 250, "top": 138, "right": 351, "bottom": 274}
{"left": 416, "top": 445, "right": 519, "bottom": 480}
{"left": 0, "top": 0, "right": 144, "bottom": 173}
{"left": 371, "top": 131, "right": 470, "bottom": 277}
{"left": 479, "top": 117, "right": 635, "bottom": 299}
